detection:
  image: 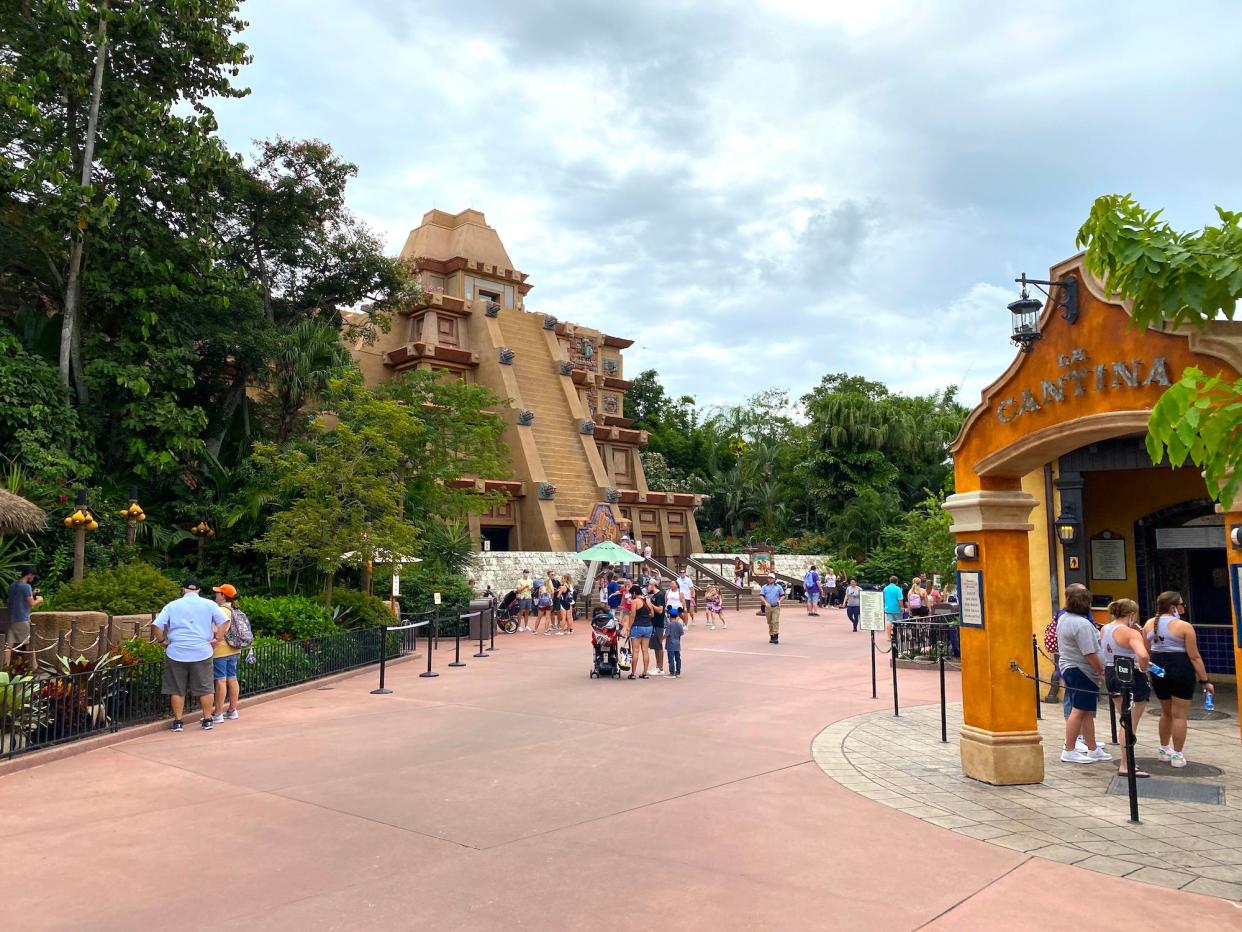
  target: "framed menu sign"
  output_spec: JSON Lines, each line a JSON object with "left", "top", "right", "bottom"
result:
{"left": 1090, "top": 531, "right": 1127, "bottom": 581}
{"left": 957, "top": 570, "right": 984, "bottom": 629}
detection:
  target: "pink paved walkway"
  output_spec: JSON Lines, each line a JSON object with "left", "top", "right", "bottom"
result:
{"left": 5, "top": 609, "right": 1238, "bottom": 930}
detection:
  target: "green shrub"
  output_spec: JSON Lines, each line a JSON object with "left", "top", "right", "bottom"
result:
{"left": 47, "top": 563, "right": 180, "bottom": 615}
{"left": 117, "top": 636, "right": 165, "bottom": 666}
{"left": 327, "top": 588, "right": 396, "bottom": 629}
{"left": 397, "top": 566, "right": 476, "bottom": 621}
{"left": 238, "top": 636, "right": 316, "bottom": 693}
{"left": 238, "top": 595, "right": 337, "bottom": 640}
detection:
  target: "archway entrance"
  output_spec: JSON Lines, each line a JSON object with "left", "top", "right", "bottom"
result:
{"left": 944, "top": 254, "right": 1242, "bottom": 785}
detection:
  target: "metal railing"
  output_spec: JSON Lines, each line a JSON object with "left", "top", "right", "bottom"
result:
{"left": 892, "top": 617, "right": 960, "bottom": 662}
{"left": 1, "top": 625, "right": 408, "bottom": 762}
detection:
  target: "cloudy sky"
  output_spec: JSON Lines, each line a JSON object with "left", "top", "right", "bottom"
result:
{"left": 212, "top": 0, "right": 1242, "bottom": 411}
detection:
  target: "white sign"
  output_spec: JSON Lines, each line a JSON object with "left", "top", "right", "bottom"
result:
{"left": 1090, "top": 536, "right": 1127, "bottom": 580}
{"left": 859, "top": 590, "right": 886, "bottom": 631}
{"left": 433, "top": 592, "right": 442, "bottom": 605}
{"left": 958, "top": 570, "right": 984, "bottom": 629}
{"left": 391, "top": 574, "right": 400, "bottom": 597}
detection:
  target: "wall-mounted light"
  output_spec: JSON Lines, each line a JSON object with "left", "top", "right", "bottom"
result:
{"left": 954, "top": 542, "right": 980, "bottom": 561}
{"left": 1230, "top": 524, "right": 1242, "bottom": 549}
{"left": 1054, "top": 508, "right": 1081, "bottom": 547}
{"left": 1008, "top": 273, "right": 1080, "bottom": 353}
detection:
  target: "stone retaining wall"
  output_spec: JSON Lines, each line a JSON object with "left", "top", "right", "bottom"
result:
{"left": 471, "top": 551, "right": 593, "bottom": 597}
{"left": 692, "top": 553, "right": 843, "bottom": 581}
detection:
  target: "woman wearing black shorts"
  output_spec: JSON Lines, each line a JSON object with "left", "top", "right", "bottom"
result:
{"left": 1101, "top": 598, "right": 1152, "bottom": 777}
{"left": 1144, "top": 591, "right": 1215, "bottom": 769}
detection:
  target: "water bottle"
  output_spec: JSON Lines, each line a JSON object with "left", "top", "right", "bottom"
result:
{"left": 1147, "top": 662, "right": 1165, "bottom": 678}
{"left": 1205, "top": 691, "right": 1215, "bottom": 711}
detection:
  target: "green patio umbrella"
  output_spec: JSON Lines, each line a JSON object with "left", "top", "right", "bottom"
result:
{"left": 576, "top": 540, "right": 644, "bottom": 563}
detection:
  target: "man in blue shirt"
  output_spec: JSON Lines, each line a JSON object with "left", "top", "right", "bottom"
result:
{"left": 759, "top": 573, "right": 785, "bottom": 644}
{"left": 882, "top": 576, "right": 904, "bottom": 637}
{"left": 152, "top": 578, "right": 230, "bottom": 732}
{"left": 4, "top": 566, "right": 42, "bottom": 668}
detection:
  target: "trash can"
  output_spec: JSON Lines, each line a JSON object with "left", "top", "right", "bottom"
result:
{"left": 468, "top": 597, "right": 495, "bottom": 640}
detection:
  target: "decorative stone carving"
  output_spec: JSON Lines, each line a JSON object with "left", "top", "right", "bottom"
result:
{"left": 579, "top": 419, "right": 596, "bottom": 435}
{"left": 604, "top": 487, "right": 621, "bottom": 503}
{"left": 499, "top": 347, "right": 515, "bottom": 365}
{"left": 543, "top": 314, "right": 558, "bottom": 330}
{"left": 570, "top": 336, "right": 597, "bottom": 368}
{"left": 603, "top": 394, "right": 619, "bottom": 414}
{"left": 538, "top": 482, "right": 556, "bottom": 500}
{"left": 516, "top": 408, "right": 535, "bottom": 426}
{"left": 558, "top": 360, "right": 574, "bottom": 375}
{"left": 485, "top": 301, "right": 501, "bottom": 317}
{"left": 603, "top": 358, "right": 618, "bottom": 375}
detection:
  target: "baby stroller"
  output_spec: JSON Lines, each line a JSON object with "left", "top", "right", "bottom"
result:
{"left": 494, "top": 590, "right": 519, "bottom": 633}
{"left": 589, "top": 607, "right": 621, "bottom": 678}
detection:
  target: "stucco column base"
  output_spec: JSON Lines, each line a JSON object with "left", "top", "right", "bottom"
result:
{"left": 960, "top": 724, "right": 1045, "bottom": 786}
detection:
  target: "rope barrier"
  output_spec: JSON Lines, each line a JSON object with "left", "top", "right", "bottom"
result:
{"left": 387, "top": 620, "right": 431, "bottom": 632}
{"left": 9, "top": 641, "right": 59, "bottom": 655}
{"left": 1010, "top": 663, "right": 1109, "bottom": 697}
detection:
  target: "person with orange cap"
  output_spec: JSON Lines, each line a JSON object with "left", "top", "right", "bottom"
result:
{"left": 210, "top": 584, "right": 242, "bottom": 723}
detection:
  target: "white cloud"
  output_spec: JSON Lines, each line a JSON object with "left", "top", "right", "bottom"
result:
{"left": 210, "top": 0, "right": 1242, "bottom": 410}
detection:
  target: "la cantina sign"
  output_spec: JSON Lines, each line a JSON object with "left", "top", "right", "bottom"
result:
{"left": 994, "top": 348, "right": 1171, "bottom": 424}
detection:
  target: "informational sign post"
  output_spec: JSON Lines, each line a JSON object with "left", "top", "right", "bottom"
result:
{"left": 859, "top": 590, "right": 885, "bottom": 631}
{"left": 957, "top": 570, "right": 985, "bottom": 629}
{"left": 433, "top": 592, "right": 442, "bottom": 606}
{"left": 391, "top": 574, "right": 400, "bottom": 597}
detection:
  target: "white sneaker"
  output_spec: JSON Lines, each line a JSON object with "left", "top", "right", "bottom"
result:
{"left": 1157, "top": 746, "right": 1172, "bottom": 762}
{"left": 555, "top": 631, "right": 565, "bottom": 636}
{"left": 1088, "top": 746, "right": 1112, "bottom": 762}
{"left": 1170, "top": 752, "right": 1188, "bottom": 768}
{"left": 653, "top": 669, "right": 663, "bottom": 676}
{"left": 211, "top": 714, "right": 225, "bottom": 724}
{"left": 225, "top": 710, "right": 239, "bottom": 720}
{"left": 1060, "top": 749, "right": 1095, "bottom": 764}
{"left": 1074, "top": 735, "right": 1089, "bottom": 753}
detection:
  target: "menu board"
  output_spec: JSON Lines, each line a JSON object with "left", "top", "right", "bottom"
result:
{"left": 1090, "top": 535, "right": 1127, "bottom": 581}
{"left": 859, "top": 590, "right": 885, "bottom": 631}
{"left": 957, "top": 570, "right": 984, "bottom": 628}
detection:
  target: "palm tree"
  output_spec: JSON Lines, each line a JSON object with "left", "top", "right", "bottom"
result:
{"left": 270, "top": 318, "right": 353, "bottom": 443}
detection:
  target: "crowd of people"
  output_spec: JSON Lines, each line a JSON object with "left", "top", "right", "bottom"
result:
{"left": 1050, "top": 584, "right": 1216, "bottom": 773}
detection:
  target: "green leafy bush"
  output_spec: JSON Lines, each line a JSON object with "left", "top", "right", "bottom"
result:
{"left": 397, "top": 566, "right": 476, "bottom": 620}
{"left": 239, "top": 595, "right": 337, "bottom": 640}
{"left": 238, "top": 636, "right": 316, "bottom": 692}
{"left": 117, "top": 636, "right": 165, "bottom": 665}
{"left": 328, "top": 588, "right": 396, "bottom": 629}
{"left": 47, "top": 563, "right": 180, "bottom": 615}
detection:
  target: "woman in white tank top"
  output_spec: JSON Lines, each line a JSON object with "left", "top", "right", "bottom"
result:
{"left": 1142, "top": 591, "right": 1215, "bottom": 768}
{"left": 1102, "top": 599, "right": 1152, "bottom": 778}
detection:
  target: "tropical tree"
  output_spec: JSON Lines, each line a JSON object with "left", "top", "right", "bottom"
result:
{"left": 1078, "top": 195, "right": 1242, "bottom": 504}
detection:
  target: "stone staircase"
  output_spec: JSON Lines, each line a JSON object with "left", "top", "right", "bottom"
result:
{"left": 497, "top": 311, "right": 600, "bottom": 523}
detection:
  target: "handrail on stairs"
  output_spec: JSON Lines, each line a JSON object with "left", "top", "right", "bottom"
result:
{"left": 682, "top": 556, "right": 744, "bottom": 611}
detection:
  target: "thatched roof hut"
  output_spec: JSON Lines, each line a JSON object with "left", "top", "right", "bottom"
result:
{"left": 0, "top": 489, "right": 47, "bottom": 535}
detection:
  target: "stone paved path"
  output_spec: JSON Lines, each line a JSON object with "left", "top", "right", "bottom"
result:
{"left": 4, "top": 609, "right": 1240, "bottom": 929}
{"left": 814, "top": 699, "right": 1242, "bottom": 901}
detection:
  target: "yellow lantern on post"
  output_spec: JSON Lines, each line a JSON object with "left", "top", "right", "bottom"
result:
{"left": 118, "top": 486, "right": 145, "bottom": 545}
{"left": 65, "top": 491, "right": 98, "bottom": 582}
{"left": 190, "top": 520, "right": 214, "bottom": 570}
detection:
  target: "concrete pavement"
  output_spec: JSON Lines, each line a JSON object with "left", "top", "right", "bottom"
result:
{"left": 4, "top": 607, "right": 1238, "bottom": 930}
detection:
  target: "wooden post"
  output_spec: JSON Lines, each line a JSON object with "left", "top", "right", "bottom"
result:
{"left": 73, "top": 526, "right": 86, "bottom": 582}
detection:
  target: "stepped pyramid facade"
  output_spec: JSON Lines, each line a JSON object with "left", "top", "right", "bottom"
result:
{"left": 349, "top": 208, "right": 703, "bottom": 557}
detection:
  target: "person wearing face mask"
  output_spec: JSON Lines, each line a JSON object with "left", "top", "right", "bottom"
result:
{"left": 1144, "top": 590, "right": 1215, "bottom": 768}
{"left": 1101, "top": 599, "right": 1152, "bottom": 778}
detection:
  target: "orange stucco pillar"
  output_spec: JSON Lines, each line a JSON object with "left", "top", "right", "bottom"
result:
{"left": 1219, "top": 492, "right": 1242, "bottom": 745}
{"left": 943, "top": 488, "right": 1044, "bottom": 785}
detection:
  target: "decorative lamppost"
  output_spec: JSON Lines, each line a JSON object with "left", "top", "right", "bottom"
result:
{"left": 62, "top": 489, "right": 99, "bottom": 582}
{"left": 117, "top": 485, "right": 146, "bottom": 546}
{"left": 1008, "top": 272, "right": 1079, "bottom": 353}
{"left": 190, "top": 520, "right": 215, "bottom": 571}
{"left": 1054, "top": 507, "right": 1081, "bottom": 547}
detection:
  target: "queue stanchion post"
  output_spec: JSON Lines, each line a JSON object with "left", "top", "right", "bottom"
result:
{"left": 870, "top": 630, "right": 877, "bottom": 699}
{"left": 474, "top": 608, "right": 488, "bottom": 658}
{"left": 420, "top": 621, "right": 439, "bottom": 677}
{"left": 1031, "top": 634, "right": 1042, "bottom": 720}
{"left": 449, "top": 613, "right": 466, "bottom": 667}
{"left": 1108, "top": 688, "right": 1119, "bottom": 744}
{"left": 1114, "top": 656, "right": 1141, "bottom": 823}
{"left": 371, "top": 623, "right": 392, "bottom": 694}
{"left": 891, "top": 625, "right": 900, "bottom": 717}
{"left": 487, "top": 603, "right": 497, "bottom": 651}
{"left": 939, "top": 628, "right": 948, "bottom": 743}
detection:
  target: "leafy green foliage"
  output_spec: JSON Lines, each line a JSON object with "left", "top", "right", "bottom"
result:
{"left": 328, "top": 588, "right": 395, "bottom": 629}
{"left": 238, "top": 636, "right": 316, "bottom": 691}
{"left": 858, "top": 492, "right": 956, "bottom": 585}
{"left": 46, "top": 562, "right": 180, "bottom": 615}
{"left": 238, "top": 595, "right": 337, "bottom": 640}
{"left": 398, "top": 567, "right": 476, "bottom": 621}
{"left": 117, "top": 636, "right": 165, "bottom": 666}
{"left": 1079, "top": 195, "right": 1242, "bottom": 504}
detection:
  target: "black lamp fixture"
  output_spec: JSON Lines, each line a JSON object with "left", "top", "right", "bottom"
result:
{"left": 1054, "top": 507, "right": 1081, "bottom": 547}
{"left": 1008, "top": 273, "right": 1080, "bottom": 353}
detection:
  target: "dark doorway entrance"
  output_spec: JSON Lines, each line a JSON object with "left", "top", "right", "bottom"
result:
{"left": 481, "top": 526, "right": 511, "bottom": 552}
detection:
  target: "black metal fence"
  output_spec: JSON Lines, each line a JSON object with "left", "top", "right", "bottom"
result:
{"left": 892, "top": 617, "right": 960, "bottom": 662}
{"left": 0, "top": 624, "right": 410, "bottom": 762}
